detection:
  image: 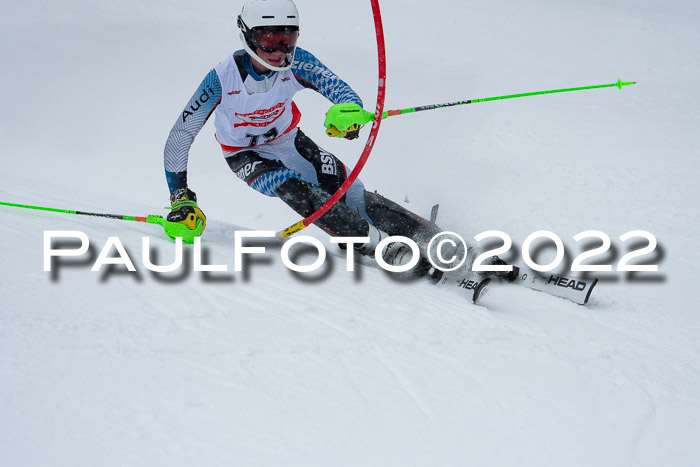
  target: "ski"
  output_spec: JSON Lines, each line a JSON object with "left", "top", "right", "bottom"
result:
{"left": 434, "top": 265, "right": 598, "bottom": 305}
{"left": 511, "top": 267, "right": 598, "bottom": 305}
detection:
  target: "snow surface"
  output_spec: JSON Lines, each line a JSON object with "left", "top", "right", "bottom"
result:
{"left": 1, "top": 0, "right": 700, "bottom": 465}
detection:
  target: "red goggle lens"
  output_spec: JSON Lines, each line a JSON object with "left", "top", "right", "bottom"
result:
{"left": 251, "top": 30, "right": 298, "bottom": 54}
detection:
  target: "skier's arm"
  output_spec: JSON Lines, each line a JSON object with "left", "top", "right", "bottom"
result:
{"left": 291, "top": 48, "right": 373, "bottom": 140}
{"left": 291, "top": 48, "right": 363, "bottom": 107}
{"left": 164, "top": 69, "right": 222, "bottom": 194}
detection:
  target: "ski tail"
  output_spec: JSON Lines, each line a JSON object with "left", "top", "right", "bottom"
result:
{"left": 435, "top": 265, "right": 598, "bottom": 306}
{"left": 514, "top": 267, "right": 598, "bottom": 305}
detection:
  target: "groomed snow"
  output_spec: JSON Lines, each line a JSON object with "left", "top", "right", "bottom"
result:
{"left": 1, "top": 0, "right": 699, "bottom": 465}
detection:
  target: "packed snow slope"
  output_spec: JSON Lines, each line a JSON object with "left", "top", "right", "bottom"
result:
{"left": 1, "top": 0, "right": 699, "bottom": 465}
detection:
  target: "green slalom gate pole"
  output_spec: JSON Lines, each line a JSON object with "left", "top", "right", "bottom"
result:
{"left": 0, "top": 201, "right": 203, "bottom": 243}
{"left": 356, "top": 79, "right": 636, "bottom": 123}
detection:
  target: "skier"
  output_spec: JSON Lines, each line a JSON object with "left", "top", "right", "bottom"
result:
{"left": 163, "top": 0, "right": 447, "bottom": 273}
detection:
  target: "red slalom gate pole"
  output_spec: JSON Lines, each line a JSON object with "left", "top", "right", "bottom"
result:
{"left": 276, "top": 0, "right": 387, "bottom": 239}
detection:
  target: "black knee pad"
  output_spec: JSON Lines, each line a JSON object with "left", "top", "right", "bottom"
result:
{"left": 275, "top": 178, "right": 369, "bottom": 237}
{"left": 364, "top": 191, "right": 442, "bottom": 242}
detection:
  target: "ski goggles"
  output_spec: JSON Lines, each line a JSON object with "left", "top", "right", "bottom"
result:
{"left": 251, "top": 28, "right": 299, "bottom": 54}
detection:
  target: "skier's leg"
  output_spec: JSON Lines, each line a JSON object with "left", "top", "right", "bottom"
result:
{"left": 223, "top": 139, "right": 375, "bottom": 241}
{"left": 279, "top": 129, "right": 444, "bottom": 271}
{"left": 362, "top": 191, "right": 515, "bottom": 279}
{"left": 286, "top": 130, "right": 444, "bottom": 245}
{"left": 288, "top": 128, "right": 370, "bottom": 219}
{"left": 363, "top": 191, "right": 442, "bottom": 245}
{"left": 274, "top": 177, "right": 369, "bottom": 237}
{"left": 224, "top": 129, "right": 432, "bottom": 269}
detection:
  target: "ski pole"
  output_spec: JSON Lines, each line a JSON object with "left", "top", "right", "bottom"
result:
{"left": 0, "top": 201, "right": 203, "bottom": 243}
{"left": 352, "top": 79, "right": 636, "bottom": 124}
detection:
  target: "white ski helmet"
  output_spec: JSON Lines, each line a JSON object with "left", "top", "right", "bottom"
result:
{"left": 237, "top": 0, "right": 300, "bottom": 72}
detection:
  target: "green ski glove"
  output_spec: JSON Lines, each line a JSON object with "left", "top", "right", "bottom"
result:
{"left": 324, "top": 103, "right": 375, "bottom": 139}
{"left": 167, "top": 188, "right": 206, "bottom": 233}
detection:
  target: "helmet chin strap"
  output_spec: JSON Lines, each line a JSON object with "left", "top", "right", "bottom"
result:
{"left": 240, "top": 32, "right": 296, "bottom": 72}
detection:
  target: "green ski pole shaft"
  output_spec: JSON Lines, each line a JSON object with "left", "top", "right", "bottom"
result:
{"left": 0, "top": 201, "right": 153, "bottom": 223}
{"left": 380, "top": 79, "right": 636, "bottom": 120}
{"left": 1, "top": 200, "right": 205, "bottom": 244}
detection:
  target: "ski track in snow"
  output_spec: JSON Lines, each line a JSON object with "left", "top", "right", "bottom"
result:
{"left": 2, "top": 0, "right": 700, "bottom": 465}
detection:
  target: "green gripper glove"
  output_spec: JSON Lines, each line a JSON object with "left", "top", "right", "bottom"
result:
{"left": 324, "top": 103, "right": 375, "bottom": 139}
{"left": 167, "top": 188, "right": 206, "bottom": 233}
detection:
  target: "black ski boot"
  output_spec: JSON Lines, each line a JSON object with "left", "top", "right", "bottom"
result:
{"left": 481, "top": 256, "right": 519, "bottom": 283}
